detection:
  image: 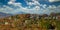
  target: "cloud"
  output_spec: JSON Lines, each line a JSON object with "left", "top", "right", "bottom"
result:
{"left": 0, "top": 4, "right": 60, "bottom": 15}
{"left": 25, "top": 0, "right": 40, "bottom": 6}
{"left": 49, "top": 0, "right": 60, "bottom": 2}
{"left": 8, "top": 0, "right": 16, "bottom": 5}
{"left": 0, "top": 0, "right": 60, "bottom": 15}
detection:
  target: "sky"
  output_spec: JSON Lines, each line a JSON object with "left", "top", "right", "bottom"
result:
{"left": 0, "top": 0, "right": 60, "bottom": 15}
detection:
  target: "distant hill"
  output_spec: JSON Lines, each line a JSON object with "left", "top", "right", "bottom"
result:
{"left": 0, "top": 12, "right": 12, "bottom": 18}
{"left": 0, "top": 12, "right": 60, "bottom": 18}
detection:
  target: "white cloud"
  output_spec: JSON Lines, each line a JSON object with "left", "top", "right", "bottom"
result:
{"left": 46, "top": 5, "right": 60, "bottom": 15}
{"left": 8, "top": 1, "right": 13, "bottom": 4}
{"left": 1, "top": 4, "right": 59, "bottom": 15}
{"left": 0, "top": 0, "right": 60, "bottom": 15}
{"left": 8, "top": 0, "right": 16, "bottom": 4}
{"left": 42, "top": 4, "right": 47, "bottom": 8}
{"left": 25, "top": 0, "right": 40, "bottom": 6}
{"left": 49, "top": 0, "right": 60, "bottom": 2}
{"left": 8, "top": 0, "right": 22, "bottom": 7}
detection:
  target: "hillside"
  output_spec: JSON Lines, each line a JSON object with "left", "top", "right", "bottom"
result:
{"left": 0, "top": 13, "right": 60, "bottom": 30}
